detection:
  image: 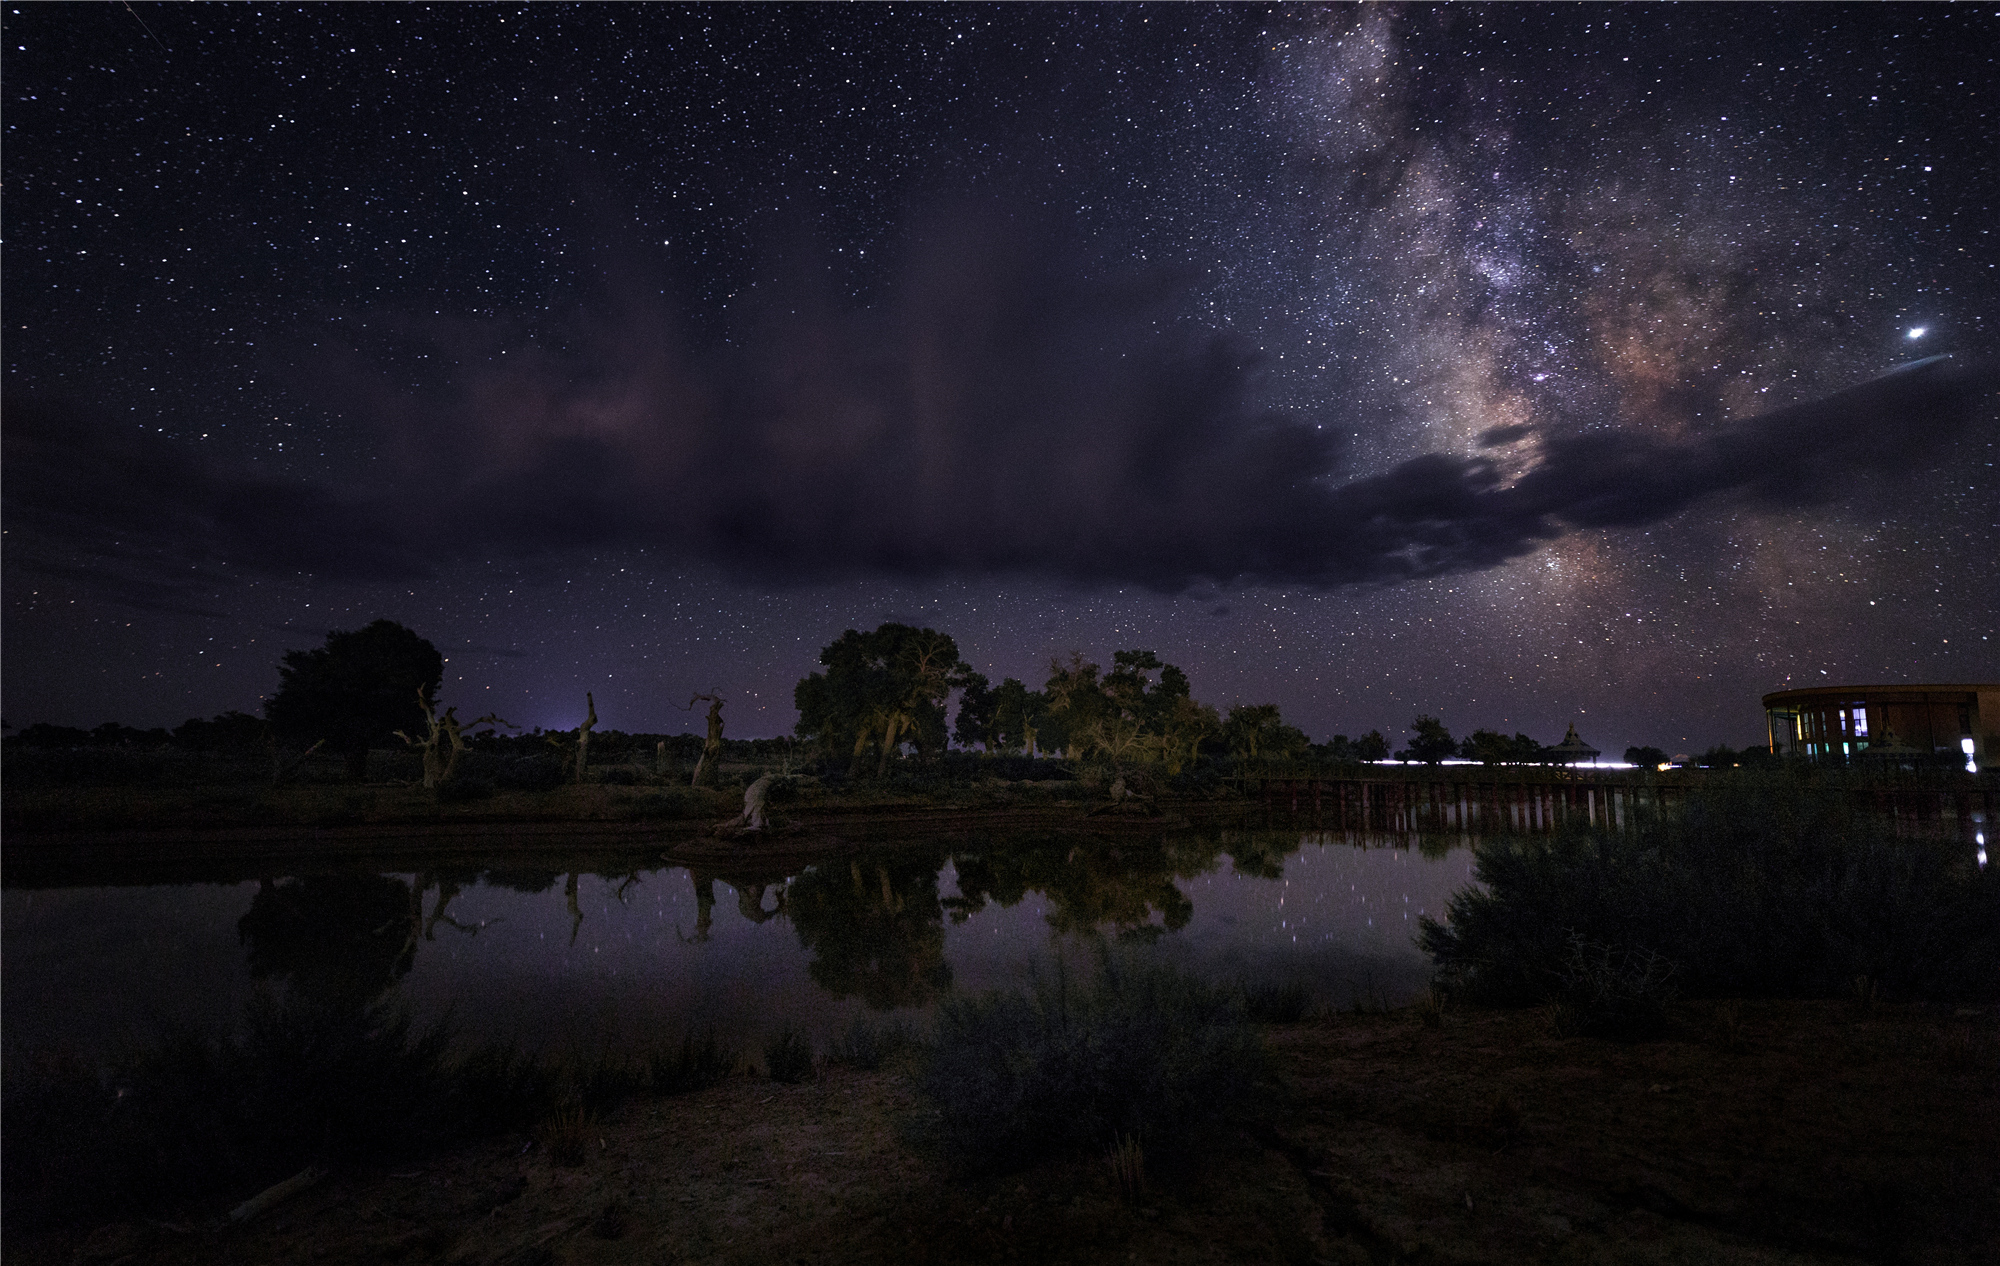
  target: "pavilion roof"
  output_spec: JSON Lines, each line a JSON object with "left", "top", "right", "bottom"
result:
{"left": 1548, "top": 723, "right": 1600, "bottom": 763}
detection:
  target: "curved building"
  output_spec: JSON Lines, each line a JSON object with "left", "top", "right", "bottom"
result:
{"left": 1762, "top": 683, "right": 1998, "bottom": 771}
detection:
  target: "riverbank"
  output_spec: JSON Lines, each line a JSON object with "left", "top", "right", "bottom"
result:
{"left": 13, "top": 997, "right": 1995, "bottom": 1266}
{"left": 0, "top": 792, "right": 1217, "bottom": 889}
{"left": 0, "top": 776, "right": 1155, "bottom": 836}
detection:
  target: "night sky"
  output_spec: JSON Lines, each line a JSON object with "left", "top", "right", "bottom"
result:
{"left": 5, "top": 3, "right": 1996, "bottom": 752}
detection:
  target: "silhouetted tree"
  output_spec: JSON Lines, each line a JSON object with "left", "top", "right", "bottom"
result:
{"left": 1042, "top": 654, "right": 1109, "bottom": 760}
{"left": 1355, "top": 730, "right": 1390, "bottom": 763}
{"left": 1506, "top": 732, "right": 1546, "bottom": 764}
{"left": 1624, "top": 745, "right": 1669, "bottom": 769}
{"left": 265, "top": 620, "right": 443, "bottom": 781}
{"left": 1313, "top": 734, "right": 1358, "bottom": 764}
{"left": 989, "top": 677, "right": 1047, "bottom": 756}
{"left": 953, "top": 671, "right": 997, "bottom": 751}
{"left": 1223, "top": 703, "right": 1309, "bottom": 763}
{"left": 1461, "top": 729, "right": 1513, "bottom": 765}
{"left": 795, "top": 625, "right": 971, "bottom": 776}
{"left": 1398, "top": 715, "right": 1456, "bottom": 765}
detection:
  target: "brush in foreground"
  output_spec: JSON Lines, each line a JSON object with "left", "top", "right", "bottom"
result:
{"left": 917, "top": 957, "right": 1261, "bottom": 1173}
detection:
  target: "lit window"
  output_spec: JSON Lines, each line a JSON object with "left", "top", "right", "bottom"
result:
{"left": 1851, "top": 707, "right": 1868, "bottom": 737}
{"left": 1963, "top": 737, "right": 1978, "bottom": 774}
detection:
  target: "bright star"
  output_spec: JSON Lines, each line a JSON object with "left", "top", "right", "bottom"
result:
{"left": 1907, "top": 327, "right": 1927, "bottom": 339}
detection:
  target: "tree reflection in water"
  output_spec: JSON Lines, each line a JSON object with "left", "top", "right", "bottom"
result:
{"left": 237, "top": 874, "right": 420, "bottom": 1011}
{"left": 238, "top": 871, "right": 496, "bottom": 1012}
{"left": 679, "top": 871, "right": 718, "bottom": 943}
{"left": 226, "top": 829, "right": 1388, "bottom": 1023}
{"left": 947, "top": 832, "right": 1245, "bottom": 944}
{"left": 786, "top": 856, "right": 952, "bottom": 1009}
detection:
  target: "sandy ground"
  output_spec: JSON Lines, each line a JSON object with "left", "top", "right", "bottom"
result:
{"left": 25, "top": 998, "right": 1998, "bottom": 1266}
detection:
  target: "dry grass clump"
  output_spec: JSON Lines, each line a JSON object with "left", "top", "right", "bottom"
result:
{"left": 536, "top": 1105, "right": 596, "bottom": 1167}
{"left": 1106, "top": 1133, "right": 1146, "bottom": 1203}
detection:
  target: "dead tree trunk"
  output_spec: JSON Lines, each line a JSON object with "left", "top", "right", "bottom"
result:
{"left": 574, "top": 692, "right": 597, "bottom": 784}
{"left": 736, "top": 772, "right": 775, "bottom": 830}
{"left": 688, "top": 693, "right": 725, "bottom": 788}
{"left": 395, "top": 687, "right": 513, "bottom": 791}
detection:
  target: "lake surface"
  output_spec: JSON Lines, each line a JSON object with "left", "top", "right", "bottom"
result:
{"left": 2, "top": 827, "right": 1477, "bottom": 1065}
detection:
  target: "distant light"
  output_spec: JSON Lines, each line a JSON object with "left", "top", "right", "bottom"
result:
{"left": 1907, "top": 327, "right": 1927, "bottom": 339}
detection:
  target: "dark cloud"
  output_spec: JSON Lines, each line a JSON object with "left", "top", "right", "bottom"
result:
{"left": 2, "top": 397, "right": 428, "bottom": 582}
{"left": 8, "top": 231, "right": 1992, "bottom": 596}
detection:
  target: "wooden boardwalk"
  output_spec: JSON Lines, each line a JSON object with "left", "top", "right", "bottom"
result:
{"left": 1250, "top": 773, "right": 1994, "bottom": 846}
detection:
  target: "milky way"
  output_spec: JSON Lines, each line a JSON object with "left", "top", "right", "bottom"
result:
{"left": 4, "top": 4, "right": 1995, "bottom": 749}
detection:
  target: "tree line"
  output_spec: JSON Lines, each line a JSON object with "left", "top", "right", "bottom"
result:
{"left": 3, "top": 617, "right": 1764, "bottom": 785}
{"left": 788, "top": 622, "right": 1705, "bottom": 779}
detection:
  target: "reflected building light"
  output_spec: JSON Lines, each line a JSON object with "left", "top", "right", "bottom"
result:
{"left": 1978, "top": 831, "right": 1988, "bottom": 870}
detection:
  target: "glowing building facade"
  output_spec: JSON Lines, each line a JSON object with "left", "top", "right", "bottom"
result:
{"left": 1762, "top": 684, "right": 1998, "bottom": 772}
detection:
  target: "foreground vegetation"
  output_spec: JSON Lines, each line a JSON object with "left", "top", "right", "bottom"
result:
{"left": 918, "top": 957, "right": 1263, "bottom": 1173}
{"left": 2, "top": 957, "right": 1262, "bottom": 1240}
{"left": 9, "top": 996, "right": 1995, "bottom": 1266}
{"left": 1, "top": 995, "right": 736, "bottom": 1237}
{"left": 1421, "top": 774, "right": 2000, "bottom": 1028}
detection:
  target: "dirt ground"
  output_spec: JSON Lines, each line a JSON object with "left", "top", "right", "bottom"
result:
{"left": 23, "top": 998, "right": 1997, "bottom": 1266}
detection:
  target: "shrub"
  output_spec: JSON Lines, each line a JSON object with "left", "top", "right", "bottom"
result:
{"left": 764, "top": 1026, "right": 815, "bottom": 1083}
{"left": 1545, "top": 935, "right": 1680, "bottom": 1039}
{"left": 917, "top": 957, "right": 1262, "bottom": 1173}
{"left": 1420, "top": 773, "right": 2000, "bottom": 1006}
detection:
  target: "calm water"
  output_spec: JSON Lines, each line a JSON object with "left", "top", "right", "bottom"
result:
{"left": 2, "top": 828, "right": 1477, "bottom": 1064}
